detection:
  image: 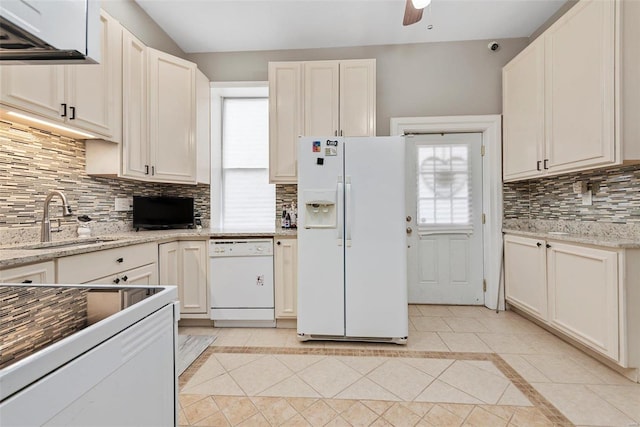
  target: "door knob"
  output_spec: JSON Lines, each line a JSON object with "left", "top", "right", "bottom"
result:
{"left": 406, "top": 216, "right": 412, "bottom": 222}
{"left": 406, "top": 227, "right": 413, "bottom": 234}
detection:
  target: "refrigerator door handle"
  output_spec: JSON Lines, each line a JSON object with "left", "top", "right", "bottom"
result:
{"left": 337, "top": 181, "right": 344, "bottom": 246}
{"left": 345, "top": 179, "right": 352, "bottom": 247}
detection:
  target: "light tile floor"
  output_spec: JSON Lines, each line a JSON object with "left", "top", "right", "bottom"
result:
{"left": 179, "top": 305, "right": 640, "bottom": 426}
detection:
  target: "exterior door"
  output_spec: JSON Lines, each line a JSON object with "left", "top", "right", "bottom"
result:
{"left": 406, "top": 133, "right": 484, "bottom": 305}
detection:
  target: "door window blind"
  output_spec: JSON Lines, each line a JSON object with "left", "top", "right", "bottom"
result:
{"left": 221, "top": 97, "right": 275, "bottom": 230}
{"left": 417, "top": 144, "right": 472, "bottom": 231}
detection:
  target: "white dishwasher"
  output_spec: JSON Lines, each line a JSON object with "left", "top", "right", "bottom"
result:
{"left": 210, "top": 239, "right": 275, "bottom": 327}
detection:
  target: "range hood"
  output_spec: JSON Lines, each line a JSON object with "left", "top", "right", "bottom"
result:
{"left": 0, "top": 0, "right": 100, "bottom": 64}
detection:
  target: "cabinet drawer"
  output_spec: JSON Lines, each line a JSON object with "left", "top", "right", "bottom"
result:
{"left": 0, "top": 261, "right": 55, "bottom": 284}
{"left": 57, "top": 243, "right": 157, "bottom": 284}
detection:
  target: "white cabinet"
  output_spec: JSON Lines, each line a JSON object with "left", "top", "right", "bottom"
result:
{"left": 303, "top": 59, "right": 376, "bottom": 138}
{"left": 544, "top": 0, "right": 615, "bottom": 174}
{"left": 268, "top": 62, "right": 303, "bottom": 184}
{"left": 86, "top": 27, "right": 202, "bottom": 184}
{"left": 547, "top": 242, "right": 619, "bottom": 360}
{"left": 121, "top": 28, "right": 149, "bottom": 179}
{"left": 502, "top": 0, "right": 640, "bottom": 182}
{"left": 0, "top": 261, "right": 55, "bottom": 284}
{"left": 0, "top": 10, "right": 122, "bottom": 141}
{"left": 159, "top": 240, "right": 208, "bottom": 317}
{"left": 196, "top": 68, "right": 211, "bottom": 185}
{"left": 502, "top": 39, "right": 545, "bottom": 181}
{"left": 269, "top": 59, "right": 376, "bottom": 183}
{"left": 504, "top": 235, "right": 547, "bottom": 321}
{"left": 504, "top": 233, "right": 640, "bottom": 368}
{"left": 147, "top": 48, "right": 196, "bottom": 183}
{"left": 274, "top": 238, "right": 297, "bottom": 319}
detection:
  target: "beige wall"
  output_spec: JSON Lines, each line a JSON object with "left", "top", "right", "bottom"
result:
{"left": 188, "top": 38, "right": 528, "bottom": 135}
{"left": 101, "top": 0, "right": 186, "bottom": 59}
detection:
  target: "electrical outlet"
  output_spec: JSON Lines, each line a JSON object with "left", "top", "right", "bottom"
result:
{"left": 115, "top": 197, "right": 132, "bottom": 212}
{"left": 582, "top": 190, "right": 593, "bottom": 206}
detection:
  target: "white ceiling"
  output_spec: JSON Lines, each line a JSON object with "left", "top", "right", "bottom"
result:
{"left": 135, "top": 0, "right": 566, "bottom": 54}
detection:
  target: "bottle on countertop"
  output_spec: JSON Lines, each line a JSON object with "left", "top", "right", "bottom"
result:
{"left": 284, "top": 208, "right": 291, "bottom": 229}
{"left": 290, "top": 202, "right": 297, "bottom": 229}
{"left": 281, "top": 204, "right": 288, "bottom": 228}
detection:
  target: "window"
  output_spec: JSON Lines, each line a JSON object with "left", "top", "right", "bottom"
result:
{"left": 211, "top": 83, "right": 274, "bottom": 230}
{"left": 417, "top": 143, "right": 472, "bottom": 229}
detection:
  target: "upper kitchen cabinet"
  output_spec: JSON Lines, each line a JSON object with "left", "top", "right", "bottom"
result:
{"left": 269, "top": 59, "right": 377, "bottom": 183}
{"left": 146, "top": 48, "right": 196, "bottom": 183}
{"left": 87, "top": 27, "right": 204, "bottom": 185}
{"left": 502, "top": 38, "right": 544, "bottom": 180}
{"left": 304, "top": 59, "right": 376, "bottom": 138}
{"left": 269, "top": 61, "right": 303, "bottom": 183}
{"left": 503, "top": 0, "right": 640, "bottom": 182}
{"left": 0, "top": 10, "right": 123, "bottom": 141}
{"left": 196, "top": 68, "right": 211, "bottom": 185}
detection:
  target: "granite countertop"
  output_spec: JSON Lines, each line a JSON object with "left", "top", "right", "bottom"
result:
{"left": 0, "top": 227, "right": 298, "bottom": 268}
{"left": 502, "top": 219, "right": 640, "bottom": 249}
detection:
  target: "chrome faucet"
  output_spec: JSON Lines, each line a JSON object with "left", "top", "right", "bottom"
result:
{"left": 41, "top": 190, "right": 73, "bottom": 242}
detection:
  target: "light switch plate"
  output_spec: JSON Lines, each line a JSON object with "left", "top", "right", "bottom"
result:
{"left": 115, "top": 197, "right": 132, "bottom": 212}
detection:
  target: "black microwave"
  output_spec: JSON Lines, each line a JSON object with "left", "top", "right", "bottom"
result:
{"left": 132, "top": 196, "right": 194, "bottom": 231}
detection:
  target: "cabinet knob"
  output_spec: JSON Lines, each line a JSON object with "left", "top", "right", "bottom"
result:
{"left": 69, "top": 106, "right": 76, "bottom": 120}
{"left": 61, "top": 103, "right": 67, "bottom": 117}
{"left": 543, "top": 159, "right": 549, "bottom": 170}
{"left": 546, "top": 243, "right": 551, "bottom": 249}
{"left": 122, "top": 275, "right": 128, "bottom": 282}
{"left": 536, "top": 161, "right": 541, "bottom": 171}
{"left": 536, "top": 242, "right": 542, "bottom": 247}
{"left": 406, "top": 216, "right": 412, "bottom": 222}
{"left": 22, "top": 279, "right": 33, "bottom": 284}
{"left": 116, "top": 257, "right": 124, "bottom": 263}
{"left": 277, "top": 241, "right": 281, "bottom": 245}
{"left": 113, "top": 278, "right": 120, "bottom": 284}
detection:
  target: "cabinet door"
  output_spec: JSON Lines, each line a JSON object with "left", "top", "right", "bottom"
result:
{"left": 504, "top": 235, "right": 547, "bottom": 320}
{"left": 0, "top": 261, "right": 55, "bottom": 284}
{"left": 304, "top": 61, "right": 339, "bottom": 137}
{"left": 122, "top": 29, "right": 149, "bottom": 180}
{"left": 148, "top": 49, "right": 196, "bottom": 184}
{"left": 268, "top": 62, "right": 302, "bottom": 184}
{"left": 196, "top": 68, "right": 211, "bottom": 184}
{"left": 178, "top": 241, "right": 208, "bottom": 314}
{"left": 122, "top": 263, "right": 158, "bottom": 286}
{"left": 66, "top": 11, "right": 122, "bottom": 141}
{"left": 159, "top": 241, "right": 180, "bottom": 288}
{"left": 159, "top": 241, "right": 208, "bottom": 315}
{"left": 502, "top": 39, "right": 545, "bottom": 181}
{"left": 545, "top": 0, "right": 615, "bottom": 173}
{"left": 339, "top": 59, "right": 376, "bottom": 137}
{"left": 547, "top": 242, "right": 619, "bottom": 360}
{"left": 0, "top": 65, "right": 65, "bottom": 121}
{"left": 274, "top": 238, "right": 297, "bottom": 319}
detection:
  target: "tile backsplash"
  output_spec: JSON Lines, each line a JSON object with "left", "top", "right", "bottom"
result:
{"left": 0, "top": 286, "right": 87, "bottom": 369}
{"left": 0, "top": 120, "right": 210, "bottom": 240}
{"left": 503, "top": 164, "right": 640, "bottom": 223}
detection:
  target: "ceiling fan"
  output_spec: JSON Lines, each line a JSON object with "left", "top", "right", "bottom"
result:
{"left": 403, "top": 0, "right": 432, "bottom": 26}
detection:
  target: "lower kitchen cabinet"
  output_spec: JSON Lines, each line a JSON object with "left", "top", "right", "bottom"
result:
{"left": 0, "top": 261, "right": 55, "bottom": 284}
{"left": 505, "top": 233, "right": 640, "bottom": 368}
{"left": 274, "top": 238, "right": 297, "bottom": 319}
{"left": 504, "top": 235, "right": 548, "bottom": 320}
{"left": 159, "top": 240, "right": 208, "bottom": 317}
{"left": 546, "top": 242, "right": 619, "bottom": 360}
{"left": 90, "top": 263, "right": 158, "bottom": 287}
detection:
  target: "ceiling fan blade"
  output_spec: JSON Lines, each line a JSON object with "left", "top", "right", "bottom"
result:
{"left": 403, "top": 0, "right": 423, "bottom": 26}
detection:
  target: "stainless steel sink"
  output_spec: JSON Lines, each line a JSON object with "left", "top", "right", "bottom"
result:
{"left": 5, "top": 237, "right": 121, "bottom": 250}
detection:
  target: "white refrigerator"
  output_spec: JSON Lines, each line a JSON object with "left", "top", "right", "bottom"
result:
{"left": 297, "top": 136, "right": 408, "bottom": 343}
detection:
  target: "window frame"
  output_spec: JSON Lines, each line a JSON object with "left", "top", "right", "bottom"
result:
{"left": 210, "top": 82, "right": 269, "bottom": 229}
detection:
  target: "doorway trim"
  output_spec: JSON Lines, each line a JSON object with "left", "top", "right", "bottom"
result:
{"left": 390, "top": 115, "right": 503, "bottom": 310}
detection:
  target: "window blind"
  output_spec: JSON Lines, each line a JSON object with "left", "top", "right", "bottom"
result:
{"left": 221, "top": 98, "right": 275, "bottom": 230}
{"left": 416, "top": 144, "right": 472, "bottom": 230}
